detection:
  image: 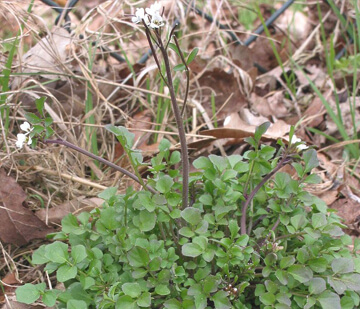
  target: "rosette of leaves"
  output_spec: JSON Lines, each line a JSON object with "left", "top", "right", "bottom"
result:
{"left": 17, "top": 124, "right": 360, "bottom": 309}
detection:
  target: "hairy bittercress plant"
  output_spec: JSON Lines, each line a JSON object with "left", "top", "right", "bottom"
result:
{"left": 15, "top": 3, "right": 360, "bottom": 309}
{"left": 16, "top": 123, "right": 360, "bottom": 309}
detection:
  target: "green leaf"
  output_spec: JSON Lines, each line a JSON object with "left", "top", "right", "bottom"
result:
{"left": 308, "top": 258, "right": 328, "bottom": 273}
{"left": 275, "top": 269, "right": 288, "bottom": 285}
{"left": 98, "top": 187, "right": 117, "bottom": 201}
{"left": 331, "top": 258, "right": 354, "bottom": 274}
{"left": 229, "top": 220, "right": 239, "bottom": 239}
{"left": 168, "top": 43, "right": 181, "bottom": 57}
{"left": 164, "top": 298, "right": 182, "bottom": 309}
{"left": 254, "top": 122, "right": 271, "bottom": 142}
{"left": 187, "top": 47, "right": 199, "bottom": 64}
{"left": 44, "top": 241, "right": 69, "bottom": 264}
{"left": 24, "top": 112, "right": 42, "bottom": 124}
{"left": 290, "top": 214, "right": 308, "bottom": 230}
{"left": 209, "top": 155, "right": 228, "bottom": 171}
{"left": 35, "top": 97, "right": 46, "bottom": 116}
{"left": 71, "top": 245, "right": 87, "bottom": 264}
{"left": 57, "top": 264, "right": 77, "bottom": 282}
{"left": 317, "top": 291, "right": 341, "bottom": 309}
{"left": 212, "top": 290, "right": 231, "bottom": 309}
{"left": 264, "top": 253, "right": 277, "bottom": 266}
{"left": 42, "top": 289, "right": 60, "bottom": 307}
{"left": 138, "top": 210, "right": 156, "bottom": 232}
{"left": 181, "top": 207, "right": 202, "bottom": 225}
{"left": 309, "top": 278, "right": 326, "bottom": 295}
{"left": 179, "top": 226, "right": 195, "bottom": 237}
{"left": 137, "top": 292, "right": 151, "bottom": 307}
{"left": 149, "top": 257, "right": 161, "bottom": 271}
{"left": 155, "top": 284, "right": 170, "bottom": 295}
{"left": 127, "top": 246, "right": 150, "bottom": 268}
{"left": 67, "top": 300, "right": 88, "bottom": 309}
{"left": 16, "top": 283, "right": 45, "bottom": 304}
{"left": 105, "top": 125, "right": 134, "bottom": 148}
{"left": 193, "top": 157, "right": 212, "bottom": 170}
{"left": 260, "top": 292, "right": 276, "bottom": 306}
{"left": 341, "top": 273, "right": 360, "bottom": 291}
{"left": 236, "top": 234, "right": 249, "bottom": 246}
{"left": 62, "top": 214, "right": 83, "bottom": 235}
{"left": 182, "top": 243, "right": 203, "bottom": 257}
{"left": 303, "top": 149, "right": 319, "bottom": 173}
{"left": 169, "top": 151, "right": 181, "bottom": 165}
{"left": 80, "top": 276, "right": 95, "bottom": 290}
{"left": 116, "top": 295, "right": 138, "bottom": 309}
{"left": 340, "top": 296, "right": 355, "bottom": 309}
{"left": 44, "top": 116, "right": 53, "bottom": 127}
{"left": 312, "top": 213, "right": 327, "bottom": 229}
{"left": 173, "top": 64, "right": 186, "bottom": 72}
{"left": 155, "top": 175, "right": 174, "bottom": 193}
{"left": 122, "top": 282, "right": 141, "bottom": 298}
{"left": 32, "top": 245, "right": 50, "bottom": 264}
{"left": 304, "top": 174, "right": 321, "bottom": 184}
{"left": 280, "top": 256, "right": 295, "bottom": 269}
{"left": 288, "top": 265, "right": 313, "bottom": 283}
{"left": 99, "top": 207, "right": 119, "bottom": 230}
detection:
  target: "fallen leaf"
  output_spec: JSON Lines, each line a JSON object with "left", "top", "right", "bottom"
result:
{"left": 197, "top": 68, "right": 249, "bottom": 119}
{"left": 201, "top": 115, "right": 290, "bottom": 144}
{"left": 0, "top": 169, "right": 55, "bottom": 246}
{"left": 0, "top": 272, "right": 21, "bottom": 303}
{"left": 11, "top": 27, "right": 71, "bottom": 90}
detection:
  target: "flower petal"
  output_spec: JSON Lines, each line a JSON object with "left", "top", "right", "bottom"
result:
{"left": 16, "top": 133, "right": 26, "bottom": 148}
{"left": 20, "top": 121, "right": 31, "bottom": 132}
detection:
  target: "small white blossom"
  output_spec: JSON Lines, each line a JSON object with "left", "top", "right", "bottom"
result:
{"left": 146, "top": 1, "right": 162, "bottom": 16}
{"left": 132, "top": 8, "right": 146, "bottom": 24}
{"left": 290, "top": 135, "right": 308, "bottom": 151}
{"left": 16, "top": 121, "right": 34, "bottom": 149}
{"left": 149, "top": 12, "right": 164, "bottom": 28}
{"left": 20, "top": 121, "right": 33, "bottom": 133}
{"left": 16, "top": 133, "right": 32, "bottom": 149}
{"left": 132, "top": 2, "right": 164, "bottom": 28}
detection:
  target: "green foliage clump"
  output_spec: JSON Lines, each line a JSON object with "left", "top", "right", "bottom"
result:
{"left": 16, "top": 124, "right": 360, "bottom": 309}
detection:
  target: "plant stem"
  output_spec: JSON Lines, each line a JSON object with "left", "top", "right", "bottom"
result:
{"left": 241, "top": 155, "right": 291, "bottom": 235}
{"left": 44, "top": 139, "right": 157, "bottom": 194}
{"left": 148, "top": 28, "right": 189, "bottom": 209}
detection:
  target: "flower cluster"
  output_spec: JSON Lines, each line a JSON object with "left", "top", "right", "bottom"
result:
{"left": 132, "top": 1, "right": 164, "bottom": 29}
{"left": 16, "top": 121, "right": 33, "bottom": 149}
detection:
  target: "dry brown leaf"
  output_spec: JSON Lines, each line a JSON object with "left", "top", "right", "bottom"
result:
{"left": 11, "top": 27, "right": 71, "bottom": 90}
{"left": 35, "top": 197, "right": 103, "bottom": 226}
{"left": 303, "top": 97, "right": 326, "bottom": 129}
{"left": 0, "top": 169, "right": 55, "bottom": 246}
{"left": 0, "top": 272, "right": 20, "bottom": 303}
{"left": 200, "top": 116, "right": 290, "bottom": 144}
{"left": 197, "top": 68, "right": 248, "bottom": 119}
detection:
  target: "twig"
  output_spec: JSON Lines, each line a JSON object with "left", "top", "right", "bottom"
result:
{"left": 44, "top": 139, "right": 157, "bottom": 194}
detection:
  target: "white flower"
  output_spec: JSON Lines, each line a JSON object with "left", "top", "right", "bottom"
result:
{"left": 16, "top": 133, "right": 32, "bottom": 149}
{"left": 132, "top": 8, "right": 146, "bottom": 24}
{"left": 149, "top": 12, "right": 164, "bottom": 28}
{"left": 296, "top": 143, "right": 308, "bottom": 151}
{"left": 290, "top": 135, "right": 308, "bottom": 151}
{"left": 146, "top": 1, "right": 162, "bottom": 16}
{"left": 20, "top": 121, "right": 33, "bottom": 133}
{"left": 132, "top": 2, "right": 164, "bottom": 28}
{"left": 16, "top": 121, "right": 34, "bottom": 149}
